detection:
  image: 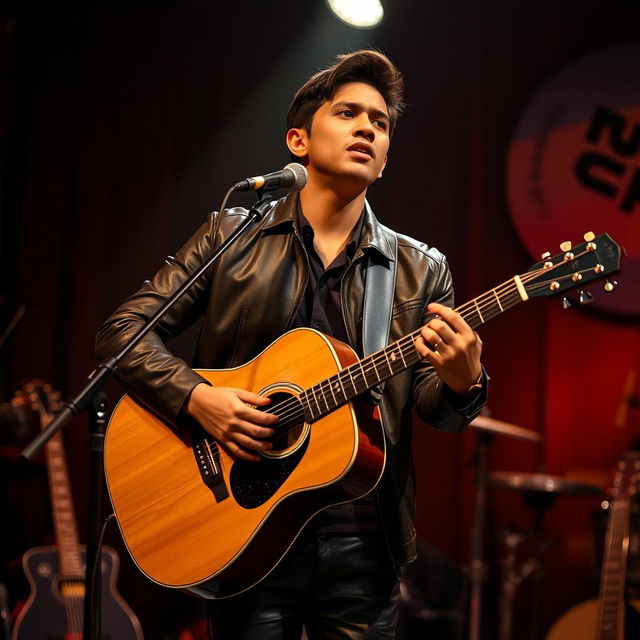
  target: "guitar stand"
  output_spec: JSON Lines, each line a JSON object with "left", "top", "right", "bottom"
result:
{"left": 468, "top": 431, "right": 493, "bottom": 640}
{"left": 83, "top": 392, "right": 110, "bottom": 640}
{"left": 497, "top": 525, "right": 552, "bottom": 640}
{"left": 497, "top": 491, "right": 554, "bottom": 640}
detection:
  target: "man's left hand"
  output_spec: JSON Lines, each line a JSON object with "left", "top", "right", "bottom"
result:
{"left": 414, "top": 302, "right": 483, "bottom": 395}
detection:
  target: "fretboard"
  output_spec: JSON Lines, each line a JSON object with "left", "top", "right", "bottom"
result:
{"left": 597, "top": 498, "right": 631, "bottom": 640}
{"left": 300, "top": 276, "right": 526, "bottom": 422}
{"left": 44, "top": 426, "right": 84, "bottom": 579}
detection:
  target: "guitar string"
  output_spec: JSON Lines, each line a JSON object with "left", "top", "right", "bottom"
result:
{"left": 260, "top": 266, "right": 550, "bottom": 426}
{"left": 259, "top": 265, "right": 600, "bottom": 439}
{"left": 266, "top": 250, "right": 598, "bottom": 428}
{"left": 260, "top": 271, "right": 539, "bottom": 427}
{"left": 261, "top": 263, "right": 594, "bottom": 432}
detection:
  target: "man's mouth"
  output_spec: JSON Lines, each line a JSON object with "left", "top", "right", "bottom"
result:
{"left": 347, "top": 143, "right": 374, "bottom": 158}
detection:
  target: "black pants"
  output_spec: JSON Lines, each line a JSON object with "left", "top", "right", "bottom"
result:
{"left": 207, "top": 531, "right": 400, "bottom": 639}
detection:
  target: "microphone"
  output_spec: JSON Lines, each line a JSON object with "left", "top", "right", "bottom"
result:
{"left": 233, "top": 163, "right": 308, "bottom": 193}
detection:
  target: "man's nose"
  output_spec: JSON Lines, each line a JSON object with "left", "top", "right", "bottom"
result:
{"left": 353, "top": 115, "right": 375, "bottom": 141}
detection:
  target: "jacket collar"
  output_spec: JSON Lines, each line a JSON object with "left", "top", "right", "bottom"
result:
{"left": 261, "top": 192, "right": 395, "bottom": 262}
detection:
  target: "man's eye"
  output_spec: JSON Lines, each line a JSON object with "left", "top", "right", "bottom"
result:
{"left": 339, "top": 109, "right": 354, "bottom": 117}
{"left": 375, "top": 120, "right": 388, "bottom": 130}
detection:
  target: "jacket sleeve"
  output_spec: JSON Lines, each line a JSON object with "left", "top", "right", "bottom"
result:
{"left": 95, "top": 214, "right": 218, "bottom": 427}
{"left": 411, "top": 255, "right": 488, "bottom": 432}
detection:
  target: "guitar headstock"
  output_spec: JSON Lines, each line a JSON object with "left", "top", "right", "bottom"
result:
{"left": 22, "top": 380, "right": 63, "bottom": 420}
{"left": 611, "top": 451, "right": 640, "bottom": 501}
{"left": 523, "top": 232, "right": 623, "bottom": 303}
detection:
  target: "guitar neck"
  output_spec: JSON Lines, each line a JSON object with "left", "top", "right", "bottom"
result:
{"left": 43, "top": 422, "right": 84, "bottom": 579}
{"left": 597, "top": 453, "right": 640, "bottom": 640}
{"left": 301, "top": 275, "right": 527, "bottom": 421}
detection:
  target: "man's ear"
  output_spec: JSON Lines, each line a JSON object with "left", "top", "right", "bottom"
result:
{"left": 286, "top": 128, "right": 309, "bottom": 160}
{"left": 377, "top": 155, "right": 388, "bottom": 180}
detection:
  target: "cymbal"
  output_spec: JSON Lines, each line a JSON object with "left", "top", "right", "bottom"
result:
{"left": 489, "top": 471, "right": 604, "bottom": 496}
{"left": 470, "top": 415, "right": 541, "bottom": 443}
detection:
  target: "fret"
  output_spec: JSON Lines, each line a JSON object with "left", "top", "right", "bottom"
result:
{"left": 319, "top": 384, "right": 330, "bottom": 413}
{"left": 358, "top": 360, "right": 368, "bottom": 391}
{"left": 370, "top": 357, "right": 382, "bottom": 382}
{"left": 327, "top": 379, "right": 338, "bottom": 407}
{"left": 493, "top": 288, "right": 504, "bottom": 312}
{"left": 346, "top": 365, "right": 356, "bottom": 393}
{"left": 397, "top": 342, "right": 408, "bottom": 368}
{"left": 383, "top": 349, "right": 393, "bottom": 377}
{"left": 308, "top": 386, "right": 321, "bottom": 419}
{"left": 473, "top": 298, "right": 484, "bottom": 324}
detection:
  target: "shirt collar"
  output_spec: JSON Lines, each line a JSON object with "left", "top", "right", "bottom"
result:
{"left": 294, "top": 199, "right": 364, "bottom": 261}
{"left": 261, "top": 192, "right": 395, "bottom": 262}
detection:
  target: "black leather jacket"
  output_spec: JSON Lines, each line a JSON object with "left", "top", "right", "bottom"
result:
{"left": 96, "top": 193, "right": 486, "bottom": 566}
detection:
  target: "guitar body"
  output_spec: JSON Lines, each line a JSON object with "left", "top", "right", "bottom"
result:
{"left": 12, "top": 545, "right": 143, "bottom": 640}
{"left": 545, "top": 598, "right": 640, "bottom": 640}
{"left": 104, "top": 328, "right": 386, "bottom": 599}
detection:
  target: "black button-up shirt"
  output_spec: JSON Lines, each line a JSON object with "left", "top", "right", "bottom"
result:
{"left": 292, "top": 209, "right": 363, "bottom": 349}
{"left": 292, "top": 206, "right": 381, "bottom": 533}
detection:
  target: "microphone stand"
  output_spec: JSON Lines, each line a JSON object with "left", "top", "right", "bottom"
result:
{"left": 20, "top": 190, "right": 276, "bottom": 640}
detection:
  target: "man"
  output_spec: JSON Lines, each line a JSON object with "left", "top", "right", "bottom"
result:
{"left": 97, "top": 50, "right": 486, "bottom": 639}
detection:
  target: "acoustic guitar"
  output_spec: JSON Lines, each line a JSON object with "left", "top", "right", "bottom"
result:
{"left": 12, "top": 381, "right": 143, "bottom": 640}
{"left": 546, "top": 452, "right": 640, "bottom": 640}
{"left": 104, "top": 232, "right": 622, "bottom": 599}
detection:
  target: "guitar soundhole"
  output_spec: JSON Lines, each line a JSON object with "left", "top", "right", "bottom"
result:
{"left": 265, "top": 391, "right": 306, "bottom": 454}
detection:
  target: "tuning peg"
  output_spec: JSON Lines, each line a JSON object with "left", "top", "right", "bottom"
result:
{"left": 583, "top": 231, "right": 595, "bottom": 242}
{"left": 541, "top": 251, "right": 551, "bottom": 260}
{"left": 604, "top": 279, "right": 617, "bottom": 292}
{"left": 579, "top": 290, "right": 593, "bottom": 304}
{"left": 560, "top": 241, "right": 572, "bottom": 252}
{"left": 562, "top": 297, "right": 572, "bottom": 310}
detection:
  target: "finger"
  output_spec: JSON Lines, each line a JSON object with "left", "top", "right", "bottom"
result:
{"left": 427, "top": 303, "right": 472, "bottom": 335}
{"left": 229, "top": 419, "right": 275, "bottom": 440}
{"left": 232, "top": 388, "right": 272, "bottom": 406}
{"left": 232, "top": 429, "right": 273, "bottom": 453}
{"left": 221, "top": 439, "right": 261, "bottom": 462}
{"left": 419, "top": 326, "right": 452, "bottom": 353}
{"left": 414, "top": 335, "right": 443, "bottom": 363}
{"left": 426, "top": 318, "right": 459, "bottom": 346}
{"left": 236, "top": 403, "right": 279, "bottom": 425}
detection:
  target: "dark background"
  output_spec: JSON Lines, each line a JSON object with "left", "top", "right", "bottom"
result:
{"left": 1, "top": 1, "right": 639, "bottom": 637}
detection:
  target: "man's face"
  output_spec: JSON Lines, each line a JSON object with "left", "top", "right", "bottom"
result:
{"left": 289, "top": 82, "right": 390, "bottom": 187}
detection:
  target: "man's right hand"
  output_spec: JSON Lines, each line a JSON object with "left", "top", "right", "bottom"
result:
{"left": 185, "top": 383, "right": 277, "bottom": 462}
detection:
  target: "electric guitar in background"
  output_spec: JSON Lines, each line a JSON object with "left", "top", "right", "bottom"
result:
{"left": 104, "top": 232, "right": 622, "bottom": 599}
{"left": 11, "top": 381, "right": 143, "bottom": 640}
{"left": 546, "top": 451, "right": 640, "bottom": 640}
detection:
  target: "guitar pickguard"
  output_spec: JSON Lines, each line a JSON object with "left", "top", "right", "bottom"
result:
{"left": 230, "top": 434, "right": 310, "bottom": 508}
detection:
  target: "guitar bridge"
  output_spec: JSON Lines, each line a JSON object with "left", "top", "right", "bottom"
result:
{"left": 193, "top": 438, "right": 229, "bottom": 502}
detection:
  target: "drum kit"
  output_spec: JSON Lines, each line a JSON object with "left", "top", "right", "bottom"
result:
{"left": 466, "top": 413, "right": 604, "bottom": 640}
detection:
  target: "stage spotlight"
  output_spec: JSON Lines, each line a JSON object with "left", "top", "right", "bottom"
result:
{"left": 326, "top": 0, "right": 384, "bottom": 29}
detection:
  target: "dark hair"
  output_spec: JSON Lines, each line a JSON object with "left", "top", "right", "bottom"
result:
{"left": 286, "top": 50, "right": 404, "bottom": 136}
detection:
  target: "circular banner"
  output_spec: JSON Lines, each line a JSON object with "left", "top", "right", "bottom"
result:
{"left": 506, "top": 43, "right": 640, "bottom": 315}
